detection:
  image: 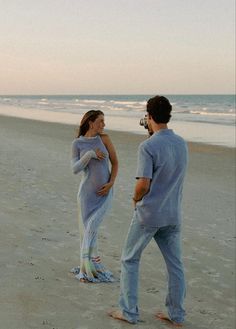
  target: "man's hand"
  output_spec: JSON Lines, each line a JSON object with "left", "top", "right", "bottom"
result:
{"left": 132, "top": 198, "right": 138, "bottom": 207}
{"left": 132, "top": 178, "right": 151, "bottom": 207}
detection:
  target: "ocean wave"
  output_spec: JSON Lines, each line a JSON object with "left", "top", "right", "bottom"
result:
{"left": 82, "top": 100, "right": 106, "bottom": 104}
{"left": 37, "top": 101, "right": 49, "bottom": 105}
{"left": 0, "top": 95, "right": 235, "bottom": 127}
{"left": 111, "top": 101, "right": 142, "bottom": 105}
{"left": 190, "top": 110, "right": 235, "bottom": 117}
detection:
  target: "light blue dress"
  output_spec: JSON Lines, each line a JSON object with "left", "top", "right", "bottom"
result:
{"left": 71, "top": 135, "right": 113, "bottom": 282}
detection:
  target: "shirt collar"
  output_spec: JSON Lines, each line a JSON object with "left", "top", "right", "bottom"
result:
{"left": 154, "top": 129, "right": 174, "bottom": 135}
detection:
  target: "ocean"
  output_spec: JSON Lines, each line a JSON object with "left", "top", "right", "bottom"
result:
{"left": 0, "top": 94, "right": 235, "bottom": 147}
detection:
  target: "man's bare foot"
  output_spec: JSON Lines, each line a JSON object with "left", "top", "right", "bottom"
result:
{"left": 155, "top": 312, "right": 183, "bottom": 327}
{"left": 108, "top": 310, "right": 134, "bottom": 324}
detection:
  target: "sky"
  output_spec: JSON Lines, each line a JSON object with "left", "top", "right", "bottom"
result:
{"left": 0, "top": 0, "right": 235, "bottom": 95}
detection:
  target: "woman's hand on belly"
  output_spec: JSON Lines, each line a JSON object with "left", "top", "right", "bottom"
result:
{"left": 97, "top": 182, "right": 113, "bottom": 196}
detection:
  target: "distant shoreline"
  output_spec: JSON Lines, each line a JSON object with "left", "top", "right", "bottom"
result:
{"left": 0, "top": 93, "right": 235, "bottom": 148}
{"left": 0, "top": 93, "right": 235, "bottom": 96}
{"left": 0, "top": 113, "right": 234, "bottom": 151}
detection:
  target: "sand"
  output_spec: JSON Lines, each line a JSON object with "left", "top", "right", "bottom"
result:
{"left": 0, "top": 115, "right": 235, "bottom": 329}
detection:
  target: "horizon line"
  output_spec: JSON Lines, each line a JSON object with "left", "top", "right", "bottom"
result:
{"left": 0, "top": 93, "right": 235, "bottom": 96}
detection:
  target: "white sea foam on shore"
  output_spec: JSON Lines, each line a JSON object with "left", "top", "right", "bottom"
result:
{"left": 0, "top": 104, "right": 235, "bottom": 147}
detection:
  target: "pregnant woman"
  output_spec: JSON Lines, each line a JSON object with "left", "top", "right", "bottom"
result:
{"left": 71, "top": 110, "right": 118, "bottom": 283}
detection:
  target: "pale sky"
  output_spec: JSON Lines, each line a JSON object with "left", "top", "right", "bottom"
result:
{"left": 0, "top": 0, "right": 235, "bottom": 94}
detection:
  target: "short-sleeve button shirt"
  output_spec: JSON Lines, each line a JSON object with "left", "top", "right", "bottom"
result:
{"left": 135, "top": 129, "right": 188, "bottom": 227}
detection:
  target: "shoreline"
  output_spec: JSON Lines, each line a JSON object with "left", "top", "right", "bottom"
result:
{"left": 0, "top": 115, "right": 235, "bottom": 329}
{"left": 0, "top": 105, "right": 235, "bottom": 148}
{"left": 0, "top": 112, "right": 234, "bottom": 151}
{"left": 0, "top": 105, "right": 236, "bottom": 148}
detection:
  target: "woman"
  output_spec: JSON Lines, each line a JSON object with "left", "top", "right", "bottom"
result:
{"left": 71, "top": 110, "right": 118, "bottom": 283}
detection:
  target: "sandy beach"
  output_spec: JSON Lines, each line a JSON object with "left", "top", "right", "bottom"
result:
{"left": 0, "top": 115, "right": 235, "bottom": 329}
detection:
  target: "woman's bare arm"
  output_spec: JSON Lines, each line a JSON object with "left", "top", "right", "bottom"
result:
{"left": 97, "top": 134, "right": 118, "bottom": 195}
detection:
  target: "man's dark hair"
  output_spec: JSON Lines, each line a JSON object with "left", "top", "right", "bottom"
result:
{"left": 147, "top": 95, "right": 172, "bottom": 123}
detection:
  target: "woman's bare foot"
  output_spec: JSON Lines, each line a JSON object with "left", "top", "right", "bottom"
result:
{"left": 79, "top": 278, "right": 89, "bottom": 283}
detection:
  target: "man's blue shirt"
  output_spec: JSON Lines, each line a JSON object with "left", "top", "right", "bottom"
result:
{"left": 135, "top": 129, "right": 188, "bottom": 227}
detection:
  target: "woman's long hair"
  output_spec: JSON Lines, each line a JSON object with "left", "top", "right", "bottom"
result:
{"left": 77, "top": 110, "right": 104, "bottom": 137}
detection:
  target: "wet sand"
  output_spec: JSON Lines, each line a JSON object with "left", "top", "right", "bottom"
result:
{"left": 0, "top": 115, "right": 235, "bottom": 329}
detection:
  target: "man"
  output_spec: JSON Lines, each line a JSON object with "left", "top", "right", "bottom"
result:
{"left": 109, "top": 95, "right": 188, "bottom": 327}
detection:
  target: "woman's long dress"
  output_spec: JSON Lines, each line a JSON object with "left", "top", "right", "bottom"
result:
{"left": 71, "top": 135, "right": 114, "bottom": 282}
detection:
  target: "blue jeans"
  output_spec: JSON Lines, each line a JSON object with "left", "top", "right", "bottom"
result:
{"left": 119, "top": 214, "right": 186, "bottom": 324}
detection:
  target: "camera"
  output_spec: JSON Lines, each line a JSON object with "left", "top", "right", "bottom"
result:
{"left": 139, "top": 115, "right": 148, "bottom": 129}
{"left": 139, "top": 114, "right": 153, "bottom": 136}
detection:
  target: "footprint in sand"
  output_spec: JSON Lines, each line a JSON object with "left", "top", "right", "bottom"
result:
{"left": 199, "top": 309, "right": 216, "bottom": 315}
{"left": 34, "top": 275, "right": 45, "bottom": 280}
{"left": 30, "top": 227, "right": 45, "bottom": 233}
{"left": 146, "top": 287, "right": 159, "bottom": 294}
{"left": 188, "top": 277, "right": 201, "bottom": 287}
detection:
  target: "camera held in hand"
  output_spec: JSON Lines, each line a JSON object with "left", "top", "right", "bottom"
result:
{"left": 139, "top": 114, "right": 153, "bottom": 136}
{"left": 139, "top": 115, "right": 148, "bottom": 129}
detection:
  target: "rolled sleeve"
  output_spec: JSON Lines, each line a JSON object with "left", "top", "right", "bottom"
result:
{"left": 136, "top": 142, "right": 153, "bottom": 179}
